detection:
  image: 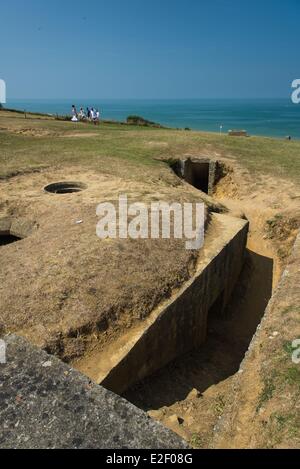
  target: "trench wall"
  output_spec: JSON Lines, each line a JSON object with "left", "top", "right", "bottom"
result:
{"left": 102, "top": 215, "right": 249, "bottom": 394}
{"left": 212, "top": 230, "right": 300, "bottom": 449}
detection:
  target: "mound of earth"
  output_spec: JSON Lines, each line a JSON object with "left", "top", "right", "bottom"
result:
{"left": 0, "top": 165, "right": 222, "bottom": 362}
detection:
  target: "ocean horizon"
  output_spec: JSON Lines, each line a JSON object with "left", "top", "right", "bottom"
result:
{"left": 6, "top": 98, "right": 300, "bottom": 139}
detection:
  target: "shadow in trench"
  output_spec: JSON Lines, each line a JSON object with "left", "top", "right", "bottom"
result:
{"left": 0, "top": 234, "right": 21, "bottom": 246}
{"left": 124, "top": 249, "right": 273, "bottom": 410}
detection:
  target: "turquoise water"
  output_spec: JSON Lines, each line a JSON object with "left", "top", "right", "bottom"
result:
{"left": 7, "top": 98, "right": 300, "bottom": 139}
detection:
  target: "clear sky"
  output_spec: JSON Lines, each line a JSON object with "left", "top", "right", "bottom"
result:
{"left": 1, "top": 0, "right": 299, "bottom": 99}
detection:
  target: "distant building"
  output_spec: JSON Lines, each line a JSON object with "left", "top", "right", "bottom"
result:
{"left": 228, "top": 129, "right": 248, "bottom": 137}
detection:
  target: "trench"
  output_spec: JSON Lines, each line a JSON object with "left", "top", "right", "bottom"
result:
{"left": 124, "top": 248, "right": 274, "bottom": 406}
{"left": 0, "top": 234, "right": 22, "bottom": 246}
{"left": 122, "top": 158, "right": 278, "bottom": 442}
{"left": 65, "top": 157, "right": 279, "bottom": 443}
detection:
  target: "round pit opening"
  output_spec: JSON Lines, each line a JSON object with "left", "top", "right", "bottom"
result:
{"left": 44, "top": 181, "right": 88, "bottom": 194}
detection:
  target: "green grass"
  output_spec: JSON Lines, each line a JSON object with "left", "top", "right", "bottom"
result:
{"left": 257, "top": 375, "right": 276, "bottom": 411}
{"left": 214, "top": 394, "right": 226, "bottom": 415}
{"left": 283, "top": 340, "right": 295, "bottom": 355}
{"left": 190, "top": 433, "right": 205, "bottom": 449}
{"left": 1, "top": 112, "right": 300, "bottom": 184}
{"left": 281, "top": 305, "right": 299, "bottom": 316}
{"left": 266, "top": 412, "right": 299, "bottom": 447}
{"left": 284, "top": 367, "right": 300, "bottom": 387}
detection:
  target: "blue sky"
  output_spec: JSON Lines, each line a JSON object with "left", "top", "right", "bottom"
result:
{"left": 0, "top": 0, "right": 299, "bottom": 99}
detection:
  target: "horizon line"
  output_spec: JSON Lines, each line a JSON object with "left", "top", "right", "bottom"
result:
{"left": 7, "top": 96, "right": 291, "bottom": 101}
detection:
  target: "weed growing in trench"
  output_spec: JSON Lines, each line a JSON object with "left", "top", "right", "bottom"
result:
{"left": 257, "top": 377, "right": 276, "bottom": 411}
{"left": 214, "top": 395, "right": 226, "bottom": 415}
{"left": 190, "top": 433, "right": 204, "bottom": 449}
{"left": 284, "top": 367, "right": 300, "bottom": 387}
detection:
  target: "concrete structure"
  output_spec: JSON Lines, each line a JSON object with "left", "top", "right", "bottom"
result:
{"left": 0, "top": 335, "right": 187, "bottom": 449}
{"left": 172, "top": 157, "right": 218, "bottom": 196}
{"left": 77, "top": 213, "right": 248, "bottom": 395}
{"left": 0, "top": 165, "right": 249, "bottom": 429}
{"left": 0, "top": 216, "right": 37, "bottom": 239}
{"left": 228, "top": 130, "right": 248, "bottom": 137}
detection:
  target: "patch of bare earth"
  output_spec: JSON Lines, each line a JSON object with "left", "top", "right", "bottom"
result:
{"left": 0, "top": 166, "right": 218, "bottom": 365}
{"left": 125, "top": 161, "right": 300, "bottom": 448}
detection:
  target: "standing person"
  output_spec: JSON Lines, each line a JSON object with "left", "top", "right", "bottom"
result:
{"left": 79, "top": 107, "right": 85, "bottom": 120}
{"left": 71, "top": 104, "right": 77, "bottom": 117}
{"left": 86, "top": 107, "right": 90, "bottom": 120}
{"left": 93, "top": 108, "right": 98, "bottom": 125}
{"left": 71, "top": 104, "right": 78, "bottom": 122}
{"left": 96, "top": 109, "right": 100, "bottom": 124}
{"left": 91, "top": 107, "right": 98, "bottom": 124}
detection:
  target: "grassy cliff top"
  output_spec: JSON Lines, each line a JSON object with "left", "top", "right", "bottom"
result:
{"left": 1, "top": 109, "right": 300, "bottom": 184}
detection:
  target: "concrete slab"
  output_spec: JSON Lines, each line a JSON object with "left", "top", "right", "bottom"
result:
{"left": 0, "top": 335, "right": 187, "bottom": 449}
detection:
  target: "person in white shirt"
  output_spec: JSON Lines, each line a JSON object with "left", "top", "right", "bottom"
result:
{"left": 78, "top": 107, "right": 85, "bottom": 120}
{"left": 71, "top": 104, "right": 78, "bottom": 122}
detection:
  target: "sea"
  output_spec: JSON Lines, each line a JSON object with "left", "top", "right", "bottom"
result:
{"left": 6, "top": 98, "right": 300, "bottom": 139}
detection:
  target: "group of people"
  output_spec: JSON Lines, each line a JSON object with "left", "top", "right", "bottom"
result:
{"left": 71, "top": 105, "right": 100, "bottom": 124}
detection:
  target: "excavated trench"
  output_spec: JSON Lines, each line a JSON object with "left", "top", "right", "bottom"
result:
{"left": 124, "top": 247, "right": 274, "bottom": 405}
{"left": 72, "top": 159, "right": 276, "bottom": 414}
{"left": 75, "top": 212, "right": 249, "bottom": 395}
{"left": 0, "top": 161, "right": 281, "bottom": 445}
{"left": 122, "top": 158, "right": 278, "bottom": 441}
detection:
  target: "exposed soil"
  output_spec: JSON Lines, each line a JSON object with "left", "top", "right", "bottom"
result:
{"left": 1, "top": 112, "right": 299, "bottom": 447}
{"left": 125, "top": 161, "right": 300, "bottom": 447}
{"left": 72, "top": 214, "right": 238, "bottom": 385}
{"left": 0, "top": 165, "right": 220, "bottom": 363}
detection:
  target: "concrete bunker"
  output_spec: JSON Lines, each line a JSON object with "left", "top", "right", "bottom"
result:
{"left": 0, "top": 217, "right": 37, "bottom": 245}
{"left": 75, "top": 213, "right": 249, "bottom": 395}
{"left": 171, "top": 157, "right": 220, "bottom": 195}
{"left": 0, "top": 168, "right": 250, "bottom": 413}
{"left": 44, "top": 181, "right": 87, "bottom": 194}
{"left": 184, "top": 160, "right": 210, "bottom": 193}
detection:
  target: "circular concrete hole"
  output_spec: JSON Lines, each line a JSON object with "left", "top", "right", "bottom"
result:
{"left": 44, "top": 181, "right": 87, "bottom": 194}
